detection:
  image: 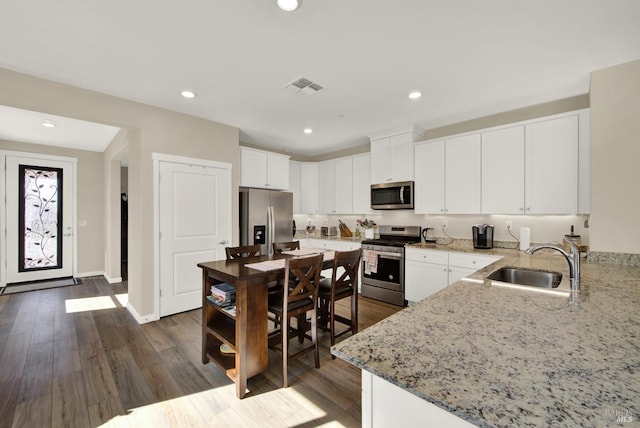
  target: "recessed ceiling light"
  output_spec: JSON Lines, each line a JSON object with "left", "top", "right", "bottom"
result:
{"left": 277, "top": 0, "right": 301, "bottom": 12}
{"left": 41, "top": 119, "right": 56, "bottom": 128}
{"left": 408, "top": 91, "right": 422, "bottom": 100}
{"left": 181, "top": 90, "right": 197, "bottom": 99}
{"left": 303, "top": 128, "right": 313, "bottom": 134}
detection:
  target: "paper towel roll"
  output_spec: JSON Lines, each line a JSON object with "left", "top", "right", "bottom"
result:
{"left": 520, "top": 227, "right": 530, "bottom": 251}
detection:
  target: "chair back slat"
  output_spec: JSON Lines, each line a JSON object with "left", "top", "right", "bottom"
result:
{"left": 331, "top": 249, "right": 361, "bottom": 291}
{"left": 225, "top": 245, "right": 261, "bottom": 260}
{"left": 272, "top": 241, "right": 300, "bottom": 254}
{"left": 283, "top": 254, "right": 323, "bottom": 304}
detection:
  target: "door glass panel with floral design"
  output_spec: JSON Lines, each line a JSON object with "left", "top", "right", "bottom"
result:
{"left": 18, "top": 165, "right": 63, "bottom": 272}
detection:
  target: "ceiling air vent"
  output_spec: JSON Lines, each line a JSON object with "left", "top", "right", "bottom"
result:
{"left": 283, "top": 77, "right": 324, "bottom": 95}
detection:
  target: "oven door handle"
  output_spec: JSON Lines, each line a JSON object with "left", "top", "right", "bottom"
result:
{"left": 372, "top": 251, "right": 402, "bottom": 259}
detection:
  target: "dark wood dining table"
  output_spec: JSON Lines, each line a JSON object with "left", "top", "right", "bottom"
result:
{"left": 198, "top": 251, "right": 334, "bottom": 399}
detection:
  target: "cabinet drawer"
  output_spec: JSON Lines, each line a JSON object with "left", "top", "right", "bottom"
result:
{"left": 448, "top": 252, "right": 500, "bottom": 270}
{"left": 405, "top": 248, "right": 448, "bottom": 265}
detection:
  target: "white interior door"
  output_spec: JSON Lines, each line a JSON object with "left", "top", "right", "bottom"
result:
{"left": 4, "top": 155, "right": 74, "bottom": 283}
{"left": 159, "top": 160, "right": 230, "bottom": 317}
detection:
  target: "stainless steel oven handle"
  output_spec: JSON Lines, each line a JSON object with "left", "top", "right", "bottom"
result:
{"left": 370, "top": 251, "right": 402, "bottom": 259}
{"left": 400, "top": 186, "right": 405, "bottom": 204}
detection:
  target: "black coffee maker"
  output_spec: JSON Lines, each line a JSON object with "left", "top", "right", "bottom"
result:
{"left": 472, "top": 224, "right": 494, "bottom": 249}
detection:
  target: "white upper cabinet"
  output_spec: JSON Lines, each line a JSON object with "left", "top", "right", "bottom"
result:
{"left": 334, "top": 157, "right": 354, "bottom": 214}
{"left": 415, "top": 109, "right": 588, "bottom": 216}
{"left": 300, "top": 163, "right": 319, "bottom": 214}
{"left": 370, "top": 126, "right": 423, "bottom": 184}
{"left": 352, "top": 153, "right": 373, "bottom": 214}
{"left": 445, "top": 134, "right": 481, "bottom": 214}
{"left": 240, "top": 147, "right": 289, "bottom": 190}
{"left": 289, "top": 161, "right": 301, "bottom": 214}
{"left": 414, "top": 135, "right": 480, "bottom": 215}
{"left": 318, "top": 160, "right": 336, "bottom": 214}
{"left": 414, "top": 140, "right": 445, "bottom": 214}
{"left": 319, "top": 157, "right": 355, "bottom": 214}
{"left": 481, "top": 126, "right": 525, "bottom": 214}
{"left": 525, "top": 115, "right": 579, "bottom": 214}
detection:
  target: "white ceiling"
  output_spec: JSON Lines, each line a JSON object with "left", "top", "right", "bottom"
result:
{"left": 0, "top": 105, "right": 121, "bottom": 152}
{"left": 1, "top": 0, "right": 639, "bottom": 156}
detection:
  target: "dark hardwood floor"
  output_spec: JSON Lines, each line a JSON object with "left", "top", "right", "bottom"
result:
{"left": 0, "top": 277, "right": 401, "bottom": 428}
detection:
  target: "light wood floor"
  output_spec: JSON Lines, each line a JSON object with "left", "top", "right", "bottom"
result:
{"left": 0, "top": 277, "right": 401, "bottom": 428}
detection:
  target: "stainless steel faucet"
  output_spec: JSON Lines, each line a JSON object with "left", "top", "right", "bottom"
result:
{"left": 525, "top": 239, "right": 581, "bottom": 291}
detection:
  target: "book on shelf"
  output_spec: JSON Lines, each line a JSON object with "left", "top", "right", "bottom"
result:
{"left": 206, "top": 295, "right": 236, "bottom": 316}
{"left": 210, "top": 282, "right": 235, "bottom": 304}
{"left": 206, "top": 294, "right": 234, "bottom": 307}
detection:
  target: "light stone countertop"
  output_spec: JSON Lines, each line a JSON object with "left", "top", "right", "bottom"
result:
{"left": 332, "top": 248, "right": 640, "bottom": 427}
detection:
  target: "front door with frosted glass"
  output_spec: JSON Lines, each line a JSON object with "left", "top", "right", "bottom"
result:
{"left": 5, "top": 156, "right": 73, "bottom": 283}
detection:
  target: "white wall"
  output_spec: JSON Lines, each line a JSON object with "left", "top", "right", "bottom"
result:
{"left": 590, "top": 59, "right": 640, "bottom": 254}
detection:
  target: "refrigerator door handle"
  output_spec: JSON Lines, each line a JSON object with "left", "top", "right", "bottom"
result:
{"left": 267, "top": 206, "right": 274, "bottom": 256}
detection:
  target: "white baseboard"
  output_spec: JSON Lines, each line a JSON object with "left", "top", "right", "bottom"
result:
{"left": 104, "top": 275, "right": 123, "bottom": 284}
{"left": 127, "top": 303, "right": 159, "bottom": 324}
{"left": 75, "top": 271, "right": 105, "bottom": 278}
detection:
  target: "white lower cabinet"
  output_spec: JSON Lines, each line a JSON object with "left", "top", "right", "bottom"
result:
{"left": 405, "top": 249, "right": 449, "bottom": 302}
{"left": 405, "top": 248, "right": 501, "bottom": 303}
{"left": 362, "top": 371, "right": 475, "bottom": 428}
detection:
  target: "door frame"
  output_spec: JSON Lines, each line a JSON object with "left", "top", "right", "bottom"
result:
{"left": 152, "top": 152, "right": 232, "bottom": 320}
{"left": 1, "top": 150, "right": 78, "bottom": 287}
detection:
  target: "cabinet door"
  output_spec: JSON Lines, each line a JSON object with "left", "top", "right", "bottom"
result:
{"left": 267, "top": 153, "right": 290, "bottom": 190}
{"left": 240, "top": 148, "right": 267, "bottom": 188}
{"left": 525, "top": 115, "right": 578, "bottom": 214}
{"left": 370, "top": 138, "right": 390, "bottom": 184}
{"left": 414, "top": 140, "right": 445, "bottom": 214}
{"left": 388, "top": 133, "right": 414, "bottom": 182}
{"left": 334, "top": 157, "right": 353, "bottom": 214}
{"left": 405, "top": 260, "right": 449, "bottom": 302}
{"left": 352, "top": 154, "right": 372, "bottom": 214}
{"left": 289, "top": 161, "right": 301, "bottom": 214}
{"left": 445, "top": 134, "right": 481, "bottom": 214}
{"left": 318, "top": 160, "right": 335, "bottom": 214}
{"left": 448, "top": 266, "right": 475, "bottom": 285}
{"left": 300, "top": 163, "right": 319, "bottom": 214}
{"left": 481, "top": 126, "right": 525, "bottom": 214}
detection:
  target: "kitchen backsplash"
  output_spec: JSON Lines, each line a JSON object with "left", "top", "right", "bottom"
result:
{"left": 294, "top": 212, "right": 590, "bottom": 246}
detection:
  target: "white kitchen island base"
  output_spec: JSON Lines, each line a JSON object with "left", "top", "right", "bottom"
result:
{"left": 362, "top": 371, "right": 475, "bottom": 428}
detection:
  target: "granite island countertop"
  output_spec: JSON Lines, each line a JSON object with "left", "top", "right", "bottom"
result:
{"left": 332, "top": 250, "right": 640, "bottom": 427}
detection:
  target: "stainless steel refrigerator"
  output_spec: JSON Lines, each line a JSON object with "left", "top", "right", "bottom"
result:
{"left": 239, "top": 188, "right": 294, "bottom": 256}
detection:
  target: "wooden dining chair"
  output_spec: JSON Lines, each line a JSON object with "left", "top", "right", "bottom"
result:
{"left": 272, "top": 241, "right": 300, "bottom": 255}
{"left": 318, "top": 248, "right": 361, "bottom": 358}
{"left": 267, "top": 253, "right": 323, "bottom": 388}
{"left": 225, "top": 244, "right": 284, "bottom": 327}
{"left": 225, "top": 245, "right": 261, "bottom": 260}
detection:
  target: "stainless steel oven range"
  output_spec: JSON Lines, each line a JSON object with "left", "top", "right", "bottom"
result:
{"left": 360, "top": 225, "right": 421, "bottom": 306}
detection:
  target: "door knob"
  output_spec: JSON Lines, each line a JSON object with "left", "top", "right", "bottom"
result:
{"left": 218, "top": 240, "right": 227, "bottom": 245}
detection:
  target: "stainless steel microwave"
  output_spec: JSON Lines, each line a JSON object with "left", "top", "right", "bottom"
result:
{"left": 370, "top": 181, "right": 414, "bottom": 210}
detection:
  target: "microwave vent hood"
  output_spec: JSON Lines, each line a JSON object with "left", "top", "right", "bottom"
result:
{"left": 370, "top": 181, "right": 414, "bottom": 210}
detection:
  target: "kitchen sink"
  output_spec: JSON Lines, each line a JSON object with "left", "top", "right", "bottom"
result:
{"left": 487, "top": 266, "right": 563, "bottom": 288}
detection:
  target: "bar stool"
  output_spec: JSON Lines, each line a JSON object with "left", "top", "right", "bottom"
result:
{"left": 267, "top": 254, "right": 323, "bottom": 388}
{"left": 318, "top": 248, "right": 361, "bottom": 357}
